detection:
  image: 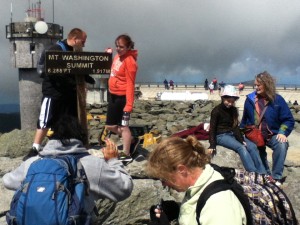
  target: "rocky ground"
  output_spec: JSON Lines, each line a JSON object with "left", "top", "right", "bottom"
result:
{"left": 0, "top": 99, "right": 300, "bottom": 224}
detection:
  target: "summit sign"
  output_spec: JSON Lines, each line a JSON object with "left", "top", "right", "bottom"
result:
{"left": 45, "top": 51, "right": 112, "bottom": 75}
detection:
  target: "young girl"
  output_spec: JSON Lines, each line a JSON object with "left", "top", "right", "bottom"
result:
{"left": 208, "top": 85, "right": 266, "bottom": 174}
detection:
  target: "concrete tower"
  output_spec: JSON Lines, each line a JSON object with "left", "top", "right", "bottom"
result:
{"left": 5, "top": 1, "right": 63, "bottom": 130}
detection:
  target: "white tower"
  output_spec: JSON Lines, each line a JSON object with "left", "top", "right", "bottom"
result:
{"left": 6, "top": 1, "right": 63, "bottom": 130}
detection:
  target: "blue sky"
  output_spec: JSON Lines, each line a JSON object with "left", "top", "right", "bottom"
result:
{"left": 1, "top": 0, "right": 300, "bottom": 104}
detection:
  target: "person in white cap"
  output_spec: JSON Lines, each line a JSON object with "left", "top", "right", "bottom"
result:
{"left": 207, "top": 85, "right": 267, "bottom": 174}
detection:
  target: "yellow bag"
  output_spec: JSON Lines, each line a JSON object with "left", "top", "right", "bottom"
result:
{"left": 142, "top": 132, "right": 161, "bottom": 148}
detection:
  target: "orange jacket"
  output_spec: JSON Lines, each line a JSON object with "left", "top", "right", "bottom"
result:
{"left": 108, "top": 50, "right": 138, "bottom": 112}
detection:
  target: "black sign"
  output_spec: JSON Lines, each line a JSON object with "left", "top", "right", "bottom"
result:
{"left": 45, "top": 51, "right": 112, "bottom": 75}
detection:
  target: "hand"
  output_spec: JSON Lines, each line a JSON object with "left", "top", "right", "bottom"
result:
{"left": 207, "top": 148, "right": 217, "bottom": 157}
{"left": 276, "top": 134, "right": 288, "bottom": 143}
{"left": 101, "top": 139, "right": 118, "bottom": 160}
{"left": 105, "top": 47, "right": 113, "bottom": 54}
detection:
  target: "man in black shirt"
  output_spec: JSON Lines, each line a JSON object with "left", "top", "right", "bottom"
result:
{"left": 24, "top": 28, "right": 95, "bottom": 160}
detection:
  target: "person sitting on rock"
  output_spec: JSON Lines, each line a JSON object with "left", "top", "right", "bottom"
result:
{"left": 207, "top": 85, "right": 266, "bottom": 174}
{"left": 3, "top": 115, "right": 133, "bottom": 223}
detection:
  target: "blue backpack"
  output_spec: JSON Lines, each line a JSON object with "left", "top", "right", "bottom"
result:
{"left": 6, "top": 154, "right": 91, "bottom": 225}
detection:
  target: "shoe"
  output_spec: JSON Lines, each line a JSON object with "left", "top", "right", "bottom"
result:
{"left": 130, "top": 138, "right": 141, "bottom": 157}
{"left": 265, "top": 175, "right": 276, "bottom": 184}
{"left": 275, "top": 180, "right": 282, "bottom": 186}
{"left": 23, "top": 147, "right": 39, "bottom": 161}
{"left": 118, "top": 152, "right": 133, "bottom": 162}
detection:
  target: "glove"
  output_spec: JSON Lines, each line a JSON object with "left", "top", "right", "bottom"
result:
{"left": 149, "top": 200, "right": 180, "bottom": 225}
{"left": 149, "top": 205, "right": 171, "bottom": 225}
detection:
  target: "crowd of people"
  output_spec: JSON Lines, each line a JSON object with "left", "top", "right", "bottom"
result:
{"left": 3, "top": 26, "right": 296, "bottom": 224}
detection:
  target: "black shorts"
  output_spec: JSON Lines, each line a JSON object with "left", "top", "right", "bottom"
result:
{"left": 106, "top": 93, "right": 126, "bottom": 126}
{"left": 37, "top": 96, "right": 77, "bottom": 129}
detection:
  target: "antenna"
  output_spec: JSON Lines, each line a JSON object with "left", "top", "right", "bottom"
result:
{"left": 52, "top": 0, "right": 55, "bottom": 23}
{"left": 10, "top": 2, "right": 13, "bottom": 23}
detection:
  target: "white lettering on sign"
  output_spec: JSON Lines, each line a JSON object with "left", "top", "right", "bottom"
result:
{"left": 66, "top": 62, "right": 94, "bottom": 69}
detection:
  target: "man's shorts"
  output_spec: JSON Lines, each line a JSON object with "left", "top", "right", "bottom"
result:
{"left": 106, "top": 93, "right": 126, "bottom": 126}
{"left": 37, "top": 96, "right": 77, "bottom": 129}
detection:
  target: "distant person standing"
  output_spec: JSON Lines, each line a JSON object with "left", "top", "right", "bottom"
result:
{"left": 241, "top": 71, "right": 295, "bottom": 185}
{"left": 164, "top": 79, "right": 169, "bottom": 90}
{"left": 24, "top": 28, "right": 95, "bottom": 161}
{"left": 212, "top": 77, "right": 218, "bottom": 90}
{"left": 209, "top": 82, "right": 214, "bottom": 94}
{"left": 204, "top": 78, "right": 208, "bottom": 90}
{"left": 218, "top": 81, "right": 225, "bottom": 95}
{"left": 238, "top": 82, "right": 245, "bottom": 94}
{"left": 169, "top": 80, "right": 174, "bottom": 90}
{"left": 105, "top": 34, "right": 138, "bottom": 162}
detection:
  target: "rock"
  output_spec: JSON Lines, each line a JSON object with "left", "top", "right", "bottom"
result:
{"left": 0, "top": 129, "right": 35, "bottom": 158}
{"left": 1, "top": 99, "right": 300, "bottom": 224}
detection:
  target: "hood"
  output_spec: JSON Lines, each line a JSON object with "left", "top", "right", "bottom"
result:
{"left": 120, "top": 49, "right": 138, "bottom": 61}
{"left": 39, "top": 139, "right": 88, "bottom": 156}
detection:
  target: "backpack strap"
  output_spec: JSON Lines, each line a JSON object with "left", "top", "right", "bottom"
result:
{"left": 56, "top": 40, "right": 68, "bottom": 51}
{"left": 196, "top": 165, "right": 253, "bottom": 225}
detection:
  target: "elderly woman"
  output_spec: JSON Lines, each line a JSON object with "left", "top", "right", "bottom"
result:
{"left": 240, "top": 71, "right": 295, "bottom": 185}
{"left": 146, "top": 136, "right": 247, "bottom": 225}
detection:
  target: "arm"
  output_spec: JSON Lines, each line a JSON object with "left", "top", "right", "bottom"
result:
{"left": 82, "top": 156, "right": 133, "bottom": 202}
{"left": 277, "top": 96, "right": 295, "bottom": 137}
{"left": 2, "top": 157, "right": 37, "bottom": 190}
{"left": 208, "top": 107, "right": 218, "bottom": 150}
{"left": 124, "top": 57, "right": 138, "bottom": 112}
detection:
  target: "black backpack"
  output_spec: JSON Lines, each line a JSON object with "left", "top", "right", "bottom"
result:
{"left": 196, "top": 164, "right": 298, "bottom": 225}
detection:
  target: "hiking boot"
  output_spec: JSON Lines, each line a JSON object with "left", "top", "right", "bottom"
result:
{"left": 118, "top": 152, "right": 133, "bottom": 162}
{"left": 23, "top": 147, "right": 39, "bottom": 161}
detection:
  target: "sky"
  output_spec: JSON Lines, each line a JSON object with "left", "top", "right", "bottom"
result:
{"left": 1, "top": 0, "right": 300, "bottom": 105}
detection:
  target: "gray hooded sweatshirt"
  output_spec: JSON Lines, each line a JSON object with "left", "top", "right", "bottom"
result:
{"left": 3, "top": 139, "right": 133, "bottom": 216}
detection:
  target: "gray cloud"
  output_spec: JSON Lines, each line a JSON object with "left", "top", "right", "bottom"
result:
{"left": 1, "top": 0, "right": 300, "bottom": 104}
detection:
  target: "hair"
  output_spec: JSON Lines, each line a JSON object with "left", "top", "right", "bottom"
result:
{"left": 67, "top": 28, "right": 85, "bottom": 40}
{"left": 255, "top": 71, "right": 276, "bottom": 102}
{"left": 50, "top": 115, "right": 87, "bottom": 146}
{"left": 115, "top": 34, "right": 135, "bottom": 49}
{"left": 146, "top": 136, "right": 210, "bottom": 180}
{"left": 221, "top": 96, "right": 239, "bottom": 127}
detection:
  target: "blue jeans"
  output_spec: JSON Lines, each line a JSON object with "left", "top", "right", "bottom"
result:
{"left": 216, "top": 132, "right": 267, "bottom": 174}
{"left": 259, "top": 135, "right": 289, "bottom": 180}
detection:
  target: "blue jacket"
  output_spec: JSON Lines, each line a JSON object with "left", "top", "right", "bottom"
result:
{"left": 240, "top": 91, "right": 295, "bottom": 137}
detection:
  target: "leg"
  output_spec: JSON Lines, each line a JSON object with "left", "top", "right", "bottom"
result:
{"left": 33, "top": 128, "right": 49, "bottom": 147}
{"left": 119, "top": 126, "right": 132, "bottom": 155}
{"left": 267, "top": 135, "right": 289, "bottom": 180}
{"left": 258, "top": 146, "right": 271, "bottom": 175}
{"left": 244, "top": 138, "right": 267, "bottom": 174}
{"left": 217, "top": 133, "right": 259, "bottom": 172}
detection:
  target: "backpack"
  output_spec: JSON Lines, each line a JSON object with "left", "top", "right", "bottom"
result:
{"left": 196, "top": 164, "right": 298, "bottom": 225}
{"left": 6, "top": 154, "right": 91, "bottom": 225}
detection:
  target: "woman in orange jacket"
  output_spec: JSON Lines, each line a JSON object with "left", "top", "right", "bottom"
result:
{"left": 105, "top": 34, "right": 138, "bottom": 162}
